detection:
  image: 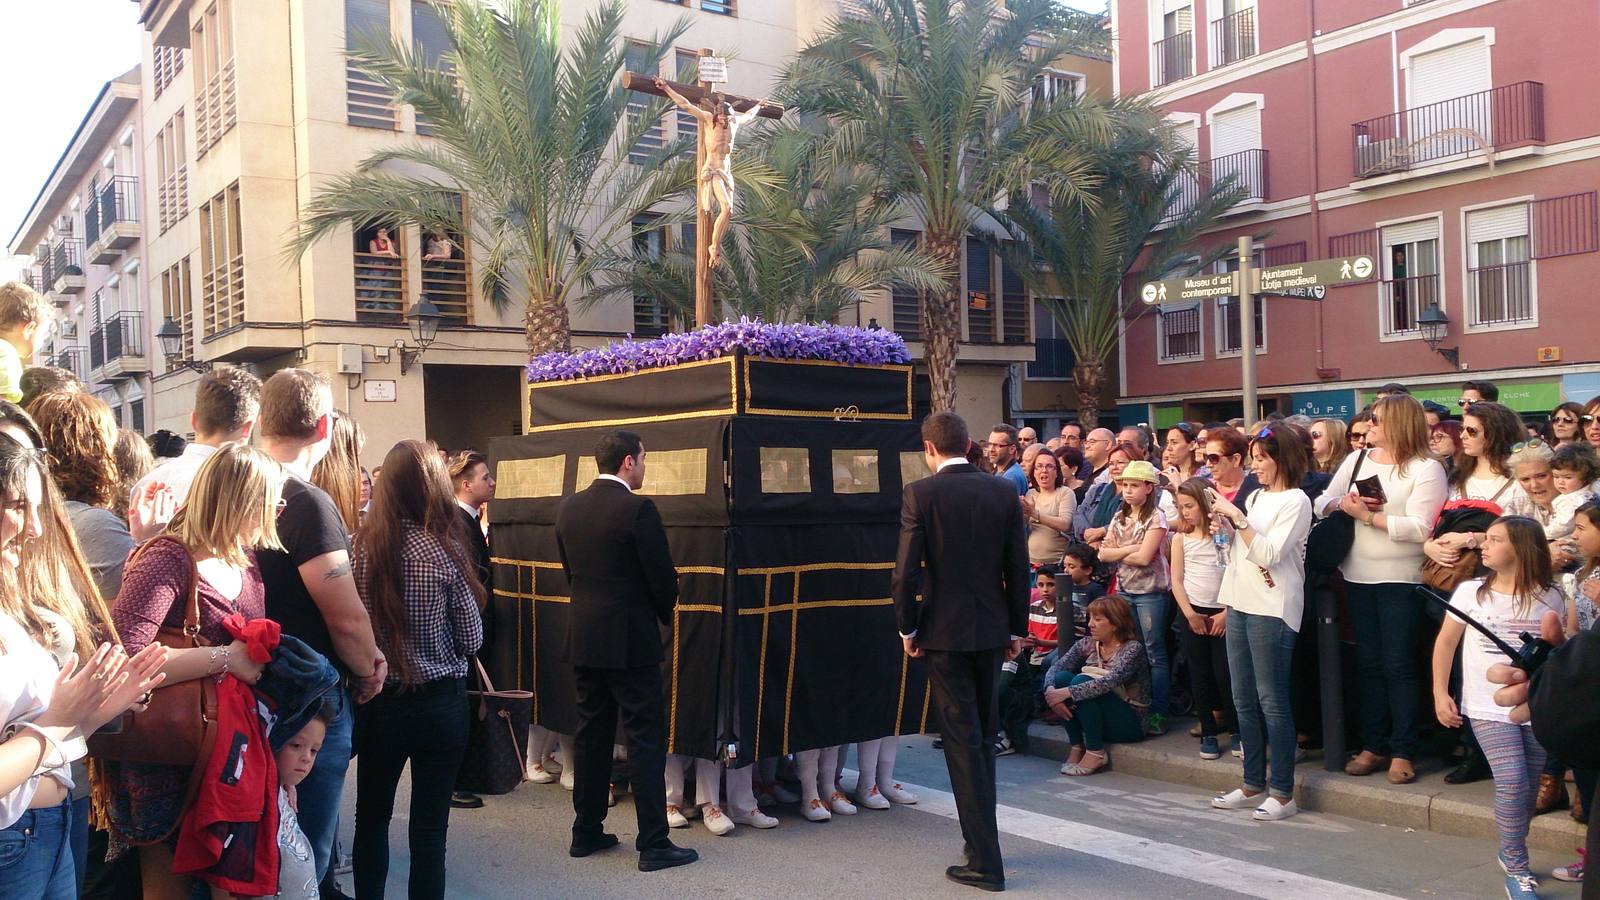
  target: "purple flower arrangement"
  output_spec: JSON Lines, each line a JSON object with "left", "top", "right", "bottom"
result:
{"left": 526, "top": 318, "right": 911, "bottom": 383}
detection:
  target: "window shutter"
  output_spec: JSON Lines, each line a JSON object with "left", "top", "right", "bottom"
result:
{"left": 1382, "top": 219, "right": 1439, "bottom": 248}
{"left": 1210, "top": 104, "right": 1261, "bottom": 159}
{"left": 1409, "top": 40, "right": 1490, "bottom": 106}
{"left": 1467, "top": 204, "right": 1529, "bottom": 244}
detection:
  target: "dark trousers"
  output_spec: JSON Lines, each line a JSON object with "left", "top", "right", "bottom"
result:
{"left": 572, "top": 664, "right": 670, "bottom": 852}
{"left": 998, "top": 661, "right": 1041, "bottom": 750}
{"left": 1181, "top": 623, "right": 1235, "bottom": 736}
{"left": 1057, "top": 673, "right": 1144, "bottom": 750}
{"left": 353, "top": 677, "right": 470, "bottom": 900}
{"left": 1347, "top": 582, "right": 1426, "bottom": 759}
{"left": 925, "top": 647, "right": 1004, "bottom": 879}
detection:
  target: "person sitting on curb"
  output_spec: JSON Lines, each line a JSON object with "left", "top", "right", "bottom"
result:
{"left": 1040, "top": 595, "right": 1152, "bottom": 776}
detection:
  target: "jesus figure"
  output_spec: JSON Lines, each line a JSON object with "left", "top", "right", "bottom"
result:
{"left": 653, "top": 76, "right": 767, "bottom": 268}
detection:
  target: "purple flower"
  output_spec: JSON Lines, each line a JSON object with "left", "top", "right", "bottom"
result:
{"left": 526, "top": 318, "right": 911, "bottom": 383}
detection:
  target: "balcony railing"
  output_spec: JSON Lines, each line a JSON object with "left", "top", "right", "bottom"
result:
{"left": 420, "top": 256, "right": 470, "bottom": 323}
{"left": 1159, "top": 149, "right": 1269, "bottom": 224}
{"left": 1209, "top": 148, "right": 1269, "bottom": 203}
{"left": 1380, "top": 274, "right": 1438, "bottom": 335}
{"left": 85, "top": 176, "right": 140, "bottom": 248}
{"left": 1352, "top": 81, "right": 1545, "bottom": 178}
{"left": 1028, "top": 337, "right": 1075, "bottom": 379}
{"left": 1469, "top": 261, "right": 1533, "bottom": 327}
{"left": 355, "top": 251, "right": 406, "bottom": 322}
{"left": 1211, "top": 7, "right": 1257, "bottom": 68}
{"left": 1154, "top": 31, "right": 1193, "bottom": 87}
{"left": 53, "top": 347, "right": 87, "bottom": 384}
{"left": 46, "top": 239, "right": 84, "bottom": 293}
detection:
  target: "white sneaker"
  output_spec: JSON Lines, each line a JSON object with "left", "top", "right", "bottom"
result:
{"left": 1252, "top": 797, "right": 1298, "bottom": 821}
{"left": 803, "top": 798, "right": 832, "bottom": 822}
{"left": 828, "top": 791, "right": 858, "bottom": 816}
{"left": 560, "top": 769, "right": 575, "bottom": 791}
{"left": 730, "top": 809, "right": 779, "bottom": 829}
{"left": 702, "top": 805, "right": 735, "bottom": 836}
{"left": 879, "top": 782, "right": 918, "bottom": 805}
{"left": 856, "top": 785, "right": 892, "bottom": 810}
{"left": 1211, "top": 788, "right": 1261, "bottom": 810}
{"left": 527, "top": 763, "right": 556, "bottom": 784}
{"left": 666, "top": 805, "right": 689, "bottom": 829}
{"left": 1231, "top": 742, "right": 1244, "bottom": 759}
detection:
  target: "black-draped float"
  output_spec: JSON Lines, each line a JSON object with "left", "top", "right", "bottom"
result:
{"left": 485, "top": 349, "right": 932, "bottom": 764}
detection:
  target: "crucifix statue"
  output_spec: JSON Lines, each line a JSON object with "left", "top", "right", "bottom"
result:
{"left": 623, "top": 53, "right": 784, "bottom": 327}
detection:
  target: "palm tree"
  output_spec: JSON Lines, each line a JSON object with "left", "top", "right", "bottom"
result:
{"left": 994, "top": 107, "right": 1245, "bottom": 427}
{"left": 781, "top": 0, "right": 1110, "bottom": 412}
{"left": 587, "top": 124, "right": 952, "bottom": 325}
{"left": 287, "top": 0, "right": 695, "bottom": 357}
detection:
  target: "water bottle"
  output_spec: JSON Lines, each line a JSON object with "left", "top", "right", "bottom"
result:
{"left": 1212, "top": 522, "right": 1232, "bottom": 569}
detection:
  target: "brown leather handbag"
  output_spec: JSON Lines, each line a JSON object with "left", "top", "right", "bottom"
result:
{"left": 88, "top": 537, "right": 219, "bottom": 767}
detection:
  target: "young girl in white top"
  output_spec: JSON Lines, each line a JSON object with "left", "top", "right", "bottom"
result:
{"left": 1431, "top": 516, "right": 1566, "bottom": 900}
{"left": 1169, "top": 477, "right": 1234, "bottom": 760}
{"left": 1545, "top": 443, "right": 1600, "bottom": 542}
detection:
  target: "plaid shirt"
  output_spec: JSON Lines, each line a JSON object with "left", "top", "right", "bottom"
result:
{"left": 354, "top": 523, "right": 483, "bottom": 684}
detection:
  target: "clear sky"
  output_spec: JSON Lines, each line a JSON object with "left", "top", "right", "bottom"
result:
{"left": 1, "top": 1, "right": 142, "bottom": 264}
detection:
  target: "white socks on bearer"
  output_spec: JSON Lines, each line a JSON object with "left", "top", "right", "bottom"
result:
{"left": 796, "top": 746, "right": 856, "bottom": 821}
{"left": 526, "top": 726, "right": 568, "bottom": 786}
{"left": 855, "top": 738, "right": 918, "bottom": 807}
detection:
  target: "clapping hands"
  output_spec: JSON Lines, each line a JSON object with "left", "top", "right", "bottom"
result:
{"left": 38, "top": 643, "right": 169, "bottom": 736}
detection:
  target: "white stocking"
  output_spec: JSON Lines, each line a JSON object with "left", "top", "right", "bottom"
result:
{"left": 855, "top": 739, "right": 884, "bottom": 795}
{"left": 796, "top": 749, "right": 822, "bottom": 804}
{"left": 815, "top": 746, "right": 840, "bottom": 800}
{"left": 876, "top": 740, "right": 900, "bottom": 789}
{"left": 694, "top": 758, "right": 721, "bottom": 808}
{"left": 665, "top": 755, "right": 690, "bottom": 809}
{"left": 726, "top": 765, "right": 759, "bottom": 817}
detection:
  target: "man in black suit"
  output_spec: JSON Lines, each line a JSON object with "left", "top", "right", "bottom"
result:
{"left": 449, "top": 450, "right": 496, "bottom": 810}
{"left": 893, "top": 411, "right": 1029, "bottom": 892}
{"left": 554, "top": 431, "right": 697, "bottom": 872}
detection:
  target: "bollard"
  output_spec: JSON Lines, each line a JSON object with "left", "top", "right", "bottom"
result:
{"left": 1315, "top": 579, "right": 1345, "bottom": 772}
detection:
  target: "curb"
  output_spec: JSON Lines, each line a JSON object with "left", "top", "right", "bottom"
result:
{"left": 1024, "top": 721, "right": 1588, "bottom": 853}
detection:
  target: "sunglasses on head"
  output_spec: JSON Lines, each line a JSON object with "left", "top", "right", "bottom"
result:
{"left": 1253, "top": 427, "right": 1274, "bottom": 440}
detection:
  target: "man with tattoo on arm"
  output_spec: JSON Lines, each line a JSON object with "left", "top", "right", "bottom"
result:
{"left": 256, "top": 369, "right": 385, "bottom": 898}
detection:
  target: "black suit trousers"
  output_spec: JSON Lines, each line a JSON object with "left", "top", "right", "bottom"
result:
{"left": 925, "top": 647, "right": 1005, "bottom": 877}
{"left": 571, "top": 664, "right": 670, "bottom": 852}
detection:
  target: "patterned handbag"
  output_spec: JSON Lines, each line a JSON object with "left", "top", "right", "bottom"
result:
{"left": 455, "top": 657, "right": 533, "bottom": 795}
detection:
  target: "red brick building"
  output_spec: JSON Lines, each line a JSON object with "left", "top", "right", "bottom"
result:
{"left": 1111, "top": 0, "right": 1600, "bottom": 428}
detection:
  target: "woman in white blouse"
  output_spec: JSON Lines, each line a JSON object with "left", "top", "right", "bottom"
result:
{"left": 1204, "top": 425, "right": 1314, "bottom": 822}
{"left": 1317, "top": 395, "right": 1448, "bottom": 784}
{"left": 0, "top": 435, "right": 165, "bottom": 899}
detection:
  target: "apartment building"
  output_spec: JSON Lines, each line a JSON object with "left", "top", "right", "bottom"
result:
{"left": 9, "top": 68, "right": 154, "bottom": 429}
{"left": 1113, "top": 0, "right": 1600, "bottom": 427}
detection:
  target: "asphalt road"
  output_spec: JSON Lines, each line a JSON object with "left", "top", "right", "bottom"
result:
{"left": 332, "top": 735, "right": 1584, "bottom": 899}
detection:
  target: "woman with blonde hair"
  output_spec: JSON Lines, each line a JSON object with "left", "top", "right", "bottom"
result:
{"left": 1316, "top": 393, "right": 1447, "bottom": 784}
{"left": 1310, "top": 418, "right": 1349, "bottom": 475}
{"left": 311, "top": 409, "right": 365, "bottom": 536}
{"left": 107, "top": 443, "right": 285, "bottom": 899}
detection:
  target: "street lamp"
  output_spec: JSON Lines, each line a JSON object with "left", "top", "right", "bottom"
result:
{"left": 396, "top": 297, "right": 443, "bottom": 375}
{"left": 1416, "top": 303, "right": 1460, "bottom": 369}
{"left": 156, "top": 317, "right": 212, "bottom": 373}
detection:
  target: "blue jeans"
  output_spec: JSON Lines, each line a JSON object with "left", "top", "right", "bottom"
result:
{"left": 1347, "top": 582, "right": 1426, "bottom": 759}
{"left": 1125, "top": 592, "right": 1171, "bottom": 716}
{"left": 1226, "top": 609, "right": 1298, "bottom": 798}
{"left": 0, "top": 800, "right": 75, "bottom": 900}
{"left": 298, "top": 685, "right": 353, "bottom": 880}
{"left": 1056, "top": 673, "right": 1144, "bottom": 751}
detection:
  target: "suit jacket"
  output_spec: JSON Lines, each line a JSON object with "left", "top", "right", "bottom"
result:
{"left": 892, "top": 462, "right": 1030, "bottom": 652}
{"left": 457, "top": 505, "right": 492, "bottom": 592}
{"left": 555, "top": 478, "right": 679, "bottom": 669}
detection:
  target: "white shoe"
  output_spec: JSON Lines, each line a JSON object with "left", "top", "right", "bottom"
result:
{"left": 527, "top": 763, "right": 556, "bottom": 784}
{"left": 1231, "top": 742, "right": 1244, "bottom": 759}
{"left": 666, "top": 804, "right": 689, "bottom": 828}
{"left": 702, "top": 805, "right": 736, "bottom": 836}
{"left": 856, "top": 785, "right": 892, "bottom": 810}
{"left": 828, "top": 791, "right": 858, "bottom": 816}
{"left": 1211, "top": 788, "right": 1261, "bottom": 810}
{"left": 560, "top": 769, "right": 575, "bottom": 791}
{"left": 879, "top": 782, "right": 918, "bottom": 805}
{"left": 1252, "top": 797, "right": 1298, "bottom": 821}
{"left": 730, "top": 809, "right": 779, "bottom": 829}
{"left": 803, "top": 798, "right": 832, "bottom": 822}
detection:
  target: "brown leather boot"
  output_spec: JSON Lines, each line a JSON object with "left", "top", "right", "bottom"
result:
{"left": 1535, "top": 772, "right": 1569, "bottom": 815}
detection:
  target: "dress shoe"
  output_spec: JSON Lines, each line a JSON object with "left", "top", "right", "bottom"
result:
{"left": 638, "top": 843, "right": 699, "bottom": 872}
{"left": 450, "top": 791, "right": 484, "bottom": 809}
{"left": 568, "top": 833, "right": 620, "bottom": 858}
{"left": 1444, "top": 748, "right": 1491, "bottom": 785}
{"left": 945, "top": 864, "right": 1004, "bottom": 892}
{"left": 1535, "top": 773, "right": 1570, "bottom": 815}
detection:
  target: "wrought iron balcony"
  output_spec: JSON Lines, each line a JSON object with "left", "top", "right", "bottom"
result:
{"left": 1352, "top": 81, "right": 1545, "bottom": 179}
{"left": 1211, "top": 7, "right": 1257, "bottom": 68}
{"left": 1159, "top": 149, "right": 1269, "bottom": 224}
{"left": 46, "top": 238, "right": 84, "bottom": 295}
{"left": 88, "top": 311, "right": 147, "bottom": 381}
{"left": 1153, "top": 31, "right": 1193, "bottom": 87}
{"left": 85, "top": 176, "right": 141, "bottom": 263}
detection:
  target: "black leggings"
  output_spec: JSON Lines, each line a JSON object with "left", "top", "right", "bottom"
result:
{"left": 1181, "top": 618, "right": 1235, "bottom": 736}
{"left": 353, "top": 677, "right": 470, "bottom": 900}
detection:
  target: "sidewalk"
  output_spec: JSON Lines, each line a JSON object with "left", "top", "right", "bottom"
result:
{"left": 1023, "top": 719, "right": 1590, "bottom": 853}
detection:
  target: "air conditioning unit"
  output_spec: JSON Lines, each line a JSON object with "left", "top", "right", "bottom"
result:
{"left": 55, "top": 215, "right": 74, "bottom": 233}
{"left": 1356, "top": 138, "right": 1405, "bottom": 177}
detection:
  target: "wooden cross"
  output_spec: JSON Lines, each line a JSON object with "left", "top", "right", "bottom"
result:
{"left": 623, "top": 50, "right": 784, "bottom": 328}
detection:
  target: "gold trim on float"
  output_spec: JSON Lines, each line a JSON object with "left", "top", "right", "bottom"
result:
{"left": 895, "top": 649, "right": 909, "bottom": 737}
{"left": 754, "top": 573, "right": 773, "bottom": 759}
{"left": 669, "top": 606, "right": 681, "bottom": 752}
{"left": 782, "top": 574, "right": 800, "bottom": 755}
{"left": 525, "top": 407, "right": 735, "bottom": 434}
{"left": 741, "top": 356, "right": 914, "bottom": 420}
{"left": 526, "top": 355, "right": 734, "bottom": 389}
{"left": 736, "top": 597, "right": 892, "bottom": 616}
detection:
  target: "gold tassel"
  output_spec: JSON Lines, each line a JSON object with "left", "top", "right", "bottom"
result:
{"left": 87, "top": 757, "right": 112, "bottom": 831}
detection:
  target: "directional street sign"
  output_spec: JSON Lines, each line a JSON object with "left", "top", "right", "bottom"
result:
{"left": 1261, "top": 283, "right": 1327, "bottom": 300}
{"left": 1139, "top": 272, "right": 1238, "bottom": 305}
{"left": 1253, "top": 256, "right": 1374, "bottom": 295}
